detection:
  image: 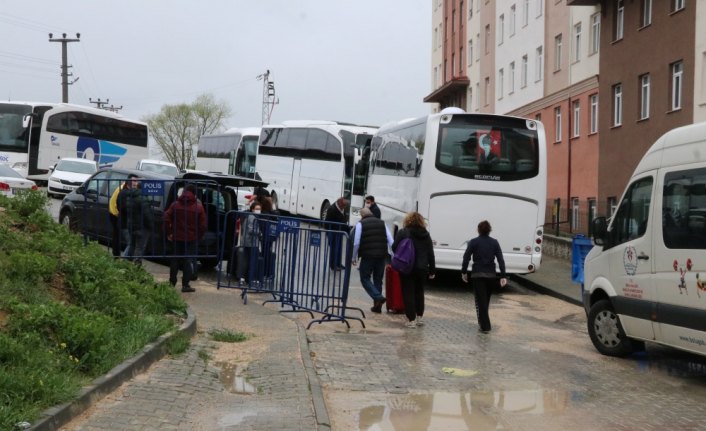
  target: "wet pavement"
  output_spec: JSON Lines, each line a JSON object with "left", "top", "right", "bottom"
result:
{"left": 58, "top": 258, "right": 706, "bottom": 431}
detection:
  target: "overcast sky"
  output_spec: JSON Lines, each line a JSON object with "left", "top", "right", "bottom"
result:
{"left": 0, "top": 1, "right": 432, "bottom": 130}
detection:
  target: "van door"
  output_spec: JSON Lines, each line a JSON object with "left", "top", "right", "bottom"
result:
{"left": 604, "top": 175, "right": 656, "bottom": 341}
{"left": 653, "top": 167, "right": 706, "bottom": 354}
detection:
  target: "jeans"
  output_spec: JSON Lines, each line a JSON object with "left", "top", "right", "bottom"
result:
{"left": 170, "top": 240, "right": 197, "bottom": 287}
{"left": 327, "top": 231, "right": 343, "bottom": 269}
{"left": 359, "top": 257, "right": 386, "bottom": 301}
{"left": 121, "top": 228, "right": 148, "bottom": 262}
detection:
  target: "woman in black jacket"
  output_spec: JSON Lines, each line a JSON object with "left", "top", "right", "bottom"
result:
{"left": 392, "top": 211, "right": 435, "bottom": 328}
{"left": 461, "top": 220, "right": 507, "bottom": 333}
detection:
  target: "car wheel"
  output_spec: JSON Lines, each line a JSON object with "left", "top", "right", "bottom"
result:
{"left": 587, "top": 299, "right": 640, "bottom": 357}
{"left": 320, "top": 200, "right": 330, "bottom": 221}
{"left": 59, "top": 210, "right": 77, "bottom": 232}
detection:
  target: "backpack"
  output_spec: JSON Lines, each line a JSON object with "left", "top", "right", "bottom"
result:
{"left": 392, "top": 237, "right": 416, "bottom": 275}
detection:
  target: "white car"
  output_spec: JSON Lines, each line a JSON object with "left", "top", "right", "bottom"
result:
{"left": 47, "top": 157, "right": 98, "bottom": 198}
{"left": 0, "top": 164, "right": 37, "bottom": 197}
{"left": 136, "top": 159, "right": 179, "bottom": 176}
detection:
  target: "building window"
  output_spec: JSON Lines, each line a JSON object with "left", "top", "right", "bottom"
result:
{"left": 498, "top": 68, "right": 504, "bottom": 99}
{"left": 572, "top": 100, "right": 580, "bottom": 137}
{"left": 485, "top": 25, "right": 490, "bottom": 54}
{"left": 608, "top": 196, "right": 617, "bottom": 217}
{"left": 510, "top": 5, "right": 516, "bottom": 36}
{"left": 434, "top": 67, "right": 438, "bottom": 88}
{"left": 523, "top": 0, "right": 529, "bottom": 26}
{"left": 468, "top": 87, "right": 473, "bottom": 112}
{"left": 590, "top": 13, "right": 600, "bottom": 54}
{"left": 434, "top": 28, "right": 438, "bottom": 51}
{"left": 640, "top": 74, "right": 651, "bottom": 120}
{"left": 476, "top": 34, "right": 481, "bottom": 61}
{"left": 521, "top": 55, "right": 528, "bottom": 87}
{"left": 554, "top": 107, "right": 562, "bottom": 142}
{"left": 615, "top": 0, "right": 624, "bottom": 41}
{"left": 484, "top": 77, "right": 490, "bottom": 106}
{"left": 452, "top": 53, "right": 456, "bottom": 77}
{"left": 475, "top": 82, "right": 480, "bottom": 111}
{"left": 439, "top": 24, "right": 443, "bottom": 48}
{"left": 459, "top": 47, "right": 464, "bottom": 74}
{"left": 641, "top": 0, "right": 652, "bottom": 27}
{"left": 672, "top": 0, "right": 685, "bottom": 12}
{"left": 554, "top": 34, "right": 562, "bottom": 72}
{"left": 573, "top": 23, "right": 581, "bottom": 62}
{"left": 536, "top": 0, "right": 543, "bottom": 17}
{"left": 613, "top": 83, "right": 623, "bottom": 126}
{"left": 498, "top": 14, "right": 504, "bottom": 45}
{"left": 589, "top": 93, "right": 598, "bottom": 134}
{"left": 535, "top": 46, "right": 543, "bottom": 82}
{"left": 469, "top": 0, "right": 473, "bottom": 18}
{"left": 671, "top": 61, "right": 683, "bottom": 110}
{"left": 535, "top": 113, "right": 542, "bottom": 122}
{"left": 509, "top": 61, "right": 516, "bottom": 93}
{"left": 469, "top": 40, "right": 474, "bottom": 66}
{"left": 571, "top": 198, "right": 580, "bottom": 231}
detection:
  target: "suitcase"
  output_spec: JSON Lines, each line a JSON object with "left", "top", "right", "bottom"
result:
{"left": 385, "top": 264, "right": 405, "bottom": 313}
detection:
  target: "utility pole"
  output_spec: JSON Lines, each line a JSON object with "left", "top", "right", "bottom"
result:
{"left": 257, "top": 70, "right": 278, "bottom": 125}
{"left": 89, "top": 98, "right": 109, "bottom": 110}
{"left": 49, "top": 32, "right": 80, "bottom": 103}
{"left": 105, "top": 104, "right": 123, "bottom": 113}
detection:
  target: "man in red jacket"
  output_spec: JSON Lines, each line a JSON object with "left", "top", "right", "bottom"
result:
{"left": 164, "top": 184, "right": 207, "bottom": 292}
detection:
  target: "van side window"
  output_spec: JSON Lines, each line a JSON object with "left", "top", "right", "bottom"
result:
{"left": 663, "top": 168, "right": 706, "bottom": 249}
{"left": 612, "top": 177, "right": 653, "bottom": 245}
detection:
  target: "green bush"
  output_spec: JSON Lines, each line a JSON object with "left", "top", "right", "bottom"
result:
{"left": 0, "top": 195, "right": 188, "bottom": 429}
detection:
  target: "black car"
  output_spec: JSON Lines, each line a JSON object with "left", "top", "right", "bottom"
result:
{"left": 58, "top": 168, "right": 267, "bottom": 268}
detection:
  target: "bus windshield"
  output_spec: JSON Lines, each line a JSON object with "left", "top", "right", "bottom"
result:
{"left": 436, "top": 116, "right": 538, "bottom": 181}
{"left": 0, "top": 103, "right": 30, "bottom": 151}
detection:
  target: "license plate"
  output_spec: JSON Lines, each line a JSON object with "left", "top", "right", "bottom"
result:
{"left": 11, "top": 188, "right": 17, "bottom": 195}
{"left": 63, "top": 186, "right": 73, "bottom": 191}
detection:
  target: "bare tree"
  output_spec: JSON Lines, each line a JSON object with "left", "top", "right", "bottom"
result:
{"left": 143, "top": 94, "right": 231, "bottom": 170}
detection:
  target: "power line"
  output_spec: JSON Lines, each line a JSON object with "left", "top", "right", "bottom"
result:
{"left": 0, "top": 50, "right": 58, "bottom": 66}
{"left": 0, "top": 13, "right": 58, "bottom": 33}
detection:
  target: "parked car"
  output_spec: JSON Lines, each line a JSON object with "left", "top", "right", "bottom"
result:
{"left": 0, "top": 164, "right": 37, "bottom": 197}
{"left": 11, "top": 161, "right": 28, "bottom": 178}
{"left": 58, "top": 168, "right": 267, "bottom": 268}
{"left": 136, "top": 159, "right": 179, "bottom": 176}
{"left": 47, "top": 157, "right": 98, "bottom": 198}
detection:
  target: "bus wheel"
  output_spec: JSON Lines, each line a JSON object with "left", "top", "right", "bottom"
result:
{"left": 587, "top": 299, "right": 641, "bottom": 357}
{"left": 320, "top": 200, "right": 330, "bottom": 221}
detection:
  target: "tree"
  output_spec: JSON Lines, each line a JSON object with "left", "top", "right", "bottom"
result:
{"left": 143, "top": 94, "right": 231, "bottom": 170}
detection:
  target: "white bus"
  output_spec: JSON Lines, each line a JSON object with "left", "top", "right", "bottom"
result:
{"left": 195, "top": 127, "right": 260, "bottom": 177}
{"left": 0, "top": 102, "right": 148, "bottom": 179}
{"left": 257, "top": 120, "right": 377, "bottom": 219}
{"left": 356, "top": 109, "right": 547, "bottom": 273}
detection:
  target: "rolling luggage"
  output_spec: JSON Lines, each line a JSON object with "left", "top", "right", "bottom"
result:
{"left": 385, "top": 264, "right": 405, "bottom": 313}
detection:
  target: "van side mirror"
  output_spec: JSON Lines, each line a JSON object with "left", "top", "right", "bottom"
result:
{"left": 592, "top": 217, "right": 608, "bottom": 246}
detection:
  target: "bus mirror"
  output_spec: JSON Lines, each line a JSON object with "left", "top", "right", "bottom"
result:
{"left": 592, "top": 217, "right": 608, "bottom": 246}
{"left": 22, "top": 114, "right": 33, "bottom": 129}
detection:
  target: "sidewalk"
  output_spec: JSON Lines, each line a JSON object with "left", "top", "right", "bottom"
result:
{"left": 512, "top": 254, "right": 583, "bottom": 306}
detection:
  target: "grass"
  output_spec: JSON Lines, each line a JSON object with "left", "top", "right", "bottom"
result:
{"left": 208, "top": 328, "right": 249, "bottom": 343}
{"left": 0, "top": 191, "right": 188, "bottom": 430}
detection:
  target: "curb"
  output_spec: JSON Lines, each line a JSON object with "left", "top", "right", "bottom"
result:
{"left": 27, "top": 307, "right": 198, "bottom": 431}
{"left": 511, "top": 275, "right": 583, "bottom": 307}
{"left": 296, "top": 323, "right": 331, "bottom": 431}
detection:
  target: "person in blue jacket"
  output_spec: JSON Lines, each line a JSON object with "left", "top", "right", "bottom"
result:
{"left": 461, "top": 220, "right": 507, "bottom": 333}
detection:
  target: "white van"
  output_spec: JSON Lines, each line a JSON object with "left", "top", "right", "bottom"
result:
{"left": 584, "top": 122, "right": 706, "bottom": 357}
{"left": 136, "top": 159, "right": 179, "bottom": 176}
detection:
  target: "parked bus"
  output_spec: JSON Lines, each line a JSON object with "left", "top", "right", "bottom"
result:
{"left": 256, "top": 120, "right": 377, "bottom": 220}
{"left": 195, "top": 127, "right": 260, "bottom": 177}
{"left": 355, "top": 108, "right": 547, "bottom": 273}
{"left": 0, "top": 102, "right": 148, "bottom": 179}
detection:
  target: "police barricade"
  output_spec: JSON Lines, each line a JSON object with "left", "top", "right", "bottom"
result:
{"left": 72, "top": 178, "right": 236, "bottom": 269}
{"left": 217, "top": 210, "right": 366, "bottom": 329}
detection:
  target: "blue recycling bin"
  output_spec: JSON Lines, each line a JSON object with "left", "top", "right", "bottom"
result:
{"left": 571, "top": 234, "right": 594, "bottom": 284}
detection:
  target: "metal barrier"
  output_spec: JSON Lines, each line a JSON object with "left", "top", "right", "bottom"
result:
{"left": 217, "top": 211, "right": 366, "bottom": 329}
{"left": 70, "top": 178, "right": 236, "bottom": 267}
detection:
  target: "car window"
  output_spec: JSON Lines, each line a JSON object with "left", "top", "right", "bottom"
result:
{"left": 611, "top": 176, "right": 653, "bottom": 246}
{"left": 663, "top": 168, "right": 706, "bottom": 249}
{"left": 86, "top": 171, "right": 111, "bottom": 196}
{"left": 0, "top": 164, "right": 22, "bottom": 178}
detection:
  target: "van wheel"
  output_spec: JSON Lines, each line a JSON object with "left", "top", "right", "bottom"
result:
{"left": 320, "top": 200, "right": 330, "bottom": 221}
{"left": 587, "top": 299, "right": 640, "bottom": 357}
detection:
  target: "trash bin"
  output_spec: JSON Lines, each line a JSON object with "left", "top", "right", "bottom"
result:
{"left": 571, "top": 234, "right": 594, "bottom": 284}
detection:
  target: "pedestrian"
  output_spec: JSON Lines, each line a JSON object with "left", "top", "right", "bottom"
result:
{"left": 117, "top": 174, "right": 153, "bottom": 265}
{"left": 238, "top": 201, "right": 262, "bottom": 285}
{"left": 392, "top": 211, "right": 435, "bottom": 328}
{"left": 364, "top": 195, "right": 381, "bottom": 219}
{"left": 461, "top": 220, "right": 507, "bottom": 333}
{"left": 163, "top": 184, "right": 207, "bottom": 293}
{"left": 352, "top": 207, "right": 394, "bottom": 313}
{"left": 324, "top": 197, "right": 349, "bottom": 271}
{"left": 108, "top": 180, "right": 126, "bottom": 257}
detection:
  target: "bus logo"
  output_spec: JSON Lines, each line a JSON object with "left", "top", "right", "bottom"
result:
{"left": 77, "top": 137, "right": 127, "bottom": 167}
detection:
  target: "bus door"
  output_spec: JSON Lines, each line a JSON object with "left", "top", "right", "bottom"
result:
{"left": 289, "top": 159, "right": 302, "bottom": 214}
{"left": 28, "top": 106, "right": 52, "bottom": 175}
{"left": 350, "top": 136, "right": 372, "bottom": 209}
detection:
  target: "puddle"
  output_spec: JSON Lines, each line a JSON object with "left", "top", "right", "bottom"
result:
{"left": 357, "top": 389, "right": 570, "bottom": 430}
{"left": 217, "top": 362, "right": 257, "bottom": 394}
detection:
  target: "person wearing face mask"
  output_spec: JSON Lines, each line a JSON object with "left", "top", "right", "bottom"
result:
{"left": 364, "top": 195, "right": 381, "bottom": 219}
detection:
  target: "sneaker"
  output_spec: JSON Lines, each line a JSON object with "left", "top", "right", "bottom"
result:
{"left": 405, "top": 320, "right": 417, "bottom": 328}
{"left": 370, "top": 305, "right": 382, "bottom": 313}
{"left": 181, "top": 286, "right": 196, "bottom": 293}
{"left": 416, "top": 317, "right": 424, "bottom": 326}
